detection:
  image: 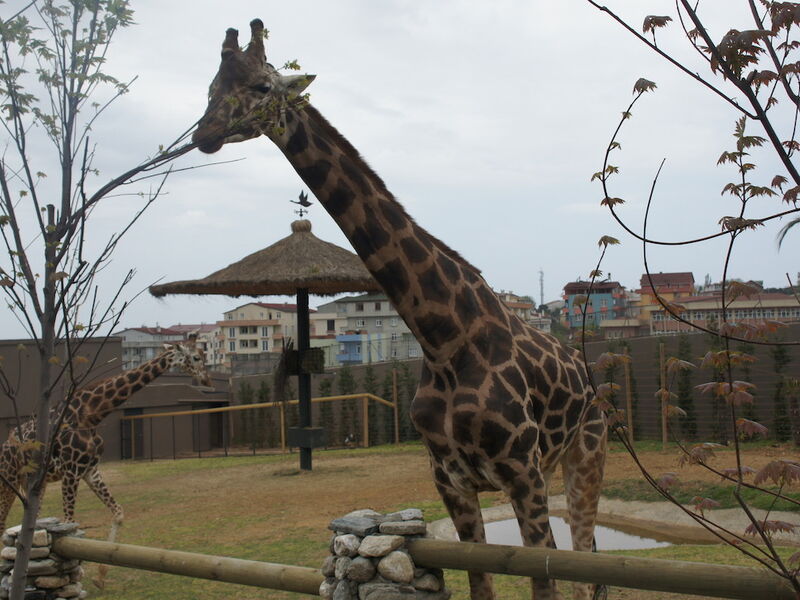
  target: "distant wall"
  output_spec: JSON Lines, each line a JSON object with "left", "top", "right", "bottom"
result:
{"left": 583, "top": 323, "right": 800, "bottom": 441}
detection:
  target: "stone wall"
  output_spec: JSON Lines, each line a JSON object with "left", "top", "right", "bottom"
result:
{"left": 0, "top": 519, "right": 84, "bottom": 599}
{"left": 321, "top": 508, "right": 449, "bottom": 600}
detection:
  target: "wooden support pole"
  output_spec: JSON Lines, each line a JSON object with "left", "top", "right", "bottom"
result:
{"left": 623, "top": 347, "right": 634, "bottom": 440}
{"left": 659, "top": 341, "right": 667, "bottom": 451}
{"left": 392, "top": 368, "right": 399, "bottom": 444}
{"left": 279, "top": 404, "right": 286, "bottom": 453}
{"left": 362, "top": 395, "right": 369, "bottom": 448}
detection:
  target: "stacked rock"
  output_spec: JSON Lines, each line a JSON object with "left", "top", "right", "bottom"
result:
{"left": 320, "top": 508, "right": 450, "bottom": 600}
{"left": 0, "top": 518, "right": 85, "bottom": 600}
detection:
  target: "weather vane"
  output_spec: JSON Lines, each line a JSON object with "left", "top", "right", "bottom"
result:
{"left": 290, "top": 190, "right": 312, "bottom": 218}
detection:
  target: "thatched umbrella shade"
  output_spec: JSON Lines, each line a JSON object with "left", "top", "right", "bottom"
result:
{"left": 149, "top": 220, "right": 380, "bottom": 298}
{"left": 149, "top": 220, "right": 382, "bottom": 470}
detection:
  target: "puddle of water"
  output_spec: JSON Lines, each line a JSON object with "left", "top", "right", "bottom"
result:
{"left": 485, "top": 517, "right": 671, "bottom": 551}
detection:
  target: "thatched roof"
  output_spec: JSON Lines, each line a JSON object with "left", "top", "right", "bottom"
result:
{"left": 149, "top": 220, "right": 381, "bottom": 298}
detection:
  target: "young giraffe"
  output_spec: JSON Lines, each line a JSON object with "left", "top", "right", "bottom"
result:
{"left": 0, "top": 339, "right": 210, "bottom": 585}
{"left": 193, "top": 21, "right": 606, "bottom": 600}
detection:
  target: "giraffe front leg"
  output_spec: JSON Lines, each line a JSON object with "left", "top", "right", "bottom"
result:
{"left": 561, "top": 414, "right": 607, "bottom": 600}
{"left": 432, "top": 465, "right": 495, "bottom": 600}
{"left": 83, "top": 467, "right": 123, "bottom": 590}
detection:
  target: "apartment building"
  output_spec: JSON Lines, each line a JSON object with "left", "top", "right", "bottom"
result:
{"left": 314, "top": 293, "right": 422, "bottom": 365}
{"left": 562, "top": 280, "right": 629, "bottom": 330}
{"left": 114, "top": 326, "right": 185, "bottom": 370}
{"left": 496, "top": 290, "right": 552, "bottom": 333}
{"left": 217, "top": 302, "right": 312, "bottom": 370}
{"left": 649, "top": 292, "right": 800, "bottom": 335}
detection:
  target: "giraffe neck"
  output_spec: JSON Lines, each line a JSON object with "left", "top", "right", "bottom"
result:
{"left": 268, "top": 104, "right": 507, "bottom": 363}
{"left": 72, "top": 349, "right": 176, "bottom": 428}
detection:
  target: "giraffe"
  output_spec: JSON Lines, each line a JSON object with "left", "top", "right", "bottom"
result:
{"left": 0, "top": 338, "right": 210, "bottom": 586}
{"left": 193, "top": 20, "right": 606, "bottom": 600}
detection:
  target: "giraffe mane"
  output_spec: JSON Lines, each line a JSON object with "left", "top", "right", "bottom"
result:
{"left": 302, "top": 104, "right": 482, "bottom": 277}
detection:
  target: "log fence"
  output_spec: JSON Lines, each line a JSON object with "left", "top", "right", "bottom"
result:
{"left": 50, "top": 535, "right": 797, "bottom": 599}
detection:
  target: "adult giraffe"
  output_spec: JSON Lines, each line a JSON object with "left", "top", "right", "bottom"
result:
{"left": 0, "top": 339, "right": 210, "bottom": 586}
{"left": 193, "top": 20, "right": 606, "bottom": 600}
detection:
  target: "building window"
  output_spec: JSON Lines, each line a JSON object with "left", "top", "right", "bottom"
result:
{"left": 261, "top": 326, "right": 269, "bottom": 336}
{"left": 374, "top": 302, "right": 381, "bottom": 311}
{"left": 326, "top": 319, "right": 335, "bottom": 332}
{"left": 408, "top": 347, "right": 418, "bottom": 358}
{"left": 239, "top": 339, "right": 248, "bottom": 348}
{"left": 340, "top": 344, "right": 347, "bottom": 353}
{"left": 356, "top": 319, "right": 365, "bottom": 327}
{"left": 375, "top": 319, "right": 383, "bottom": 327}
{"left": 391, "top": 318, "right": 398, "bottom": 327}
{"left": 355, "top": 303, "right": 364, "bottom": 312}
{"left": 225, "top": 313, "right": 233, "bottom": 320}
{"left": 355, "top": 345, "right": 361, "bottom": 355}
{"left": 261, "top": 340, "right": 269, "bottom": 351}
{"left": 228, "top": 341, "right": 235, "bottom": 352}
{"left": 391, "top": 333, "right": 398, "bottom": 341}
{"left": 276, "top": 312, "right": 281, "bottom": 319}
{"left": 391, "top": 348, "right": 398, "bottom": 358}
{"left": 228, "top": 327, "right": 236, "bottom": 338}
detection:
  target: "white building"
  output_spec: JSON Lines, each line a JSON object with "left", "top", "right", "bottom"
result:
{"left": 114, "top": 326, "right": 185, "bottom": 370}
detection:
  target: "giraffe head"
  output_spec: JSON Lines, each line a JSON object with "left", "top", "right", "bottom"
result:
{"left": 193, "top": 18, "right": 315, "bottom": 154}
{"left": 165, "top": 337, "right": 212, "bottom": 388}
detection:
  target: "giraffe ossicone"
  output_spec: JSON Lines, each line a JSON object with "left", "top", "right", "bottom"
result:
{"left": 194, "top": 20, "right": 606, "bottom": 600}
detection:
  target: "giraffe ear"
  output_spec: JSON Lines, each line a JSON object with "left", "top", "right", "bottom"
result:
{"left": 280, "top": 73, "right": 315, "bottom": 95}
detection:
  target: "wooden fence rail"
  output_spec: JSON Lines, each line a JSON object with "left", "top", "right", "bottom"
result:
{"left": 51, "top": 536, "right": 796, "bottom": 599}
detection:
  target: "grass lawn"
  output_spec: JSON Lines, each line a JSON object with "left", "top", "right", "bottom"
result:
{"left": 7, "top": 441, "right": 797, "bottom": 599}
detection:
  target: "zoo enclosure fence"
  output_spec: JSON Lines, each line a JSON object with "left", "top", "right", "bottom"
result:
{"left": 118, "top": 393, "right": 401, "bottom": 460}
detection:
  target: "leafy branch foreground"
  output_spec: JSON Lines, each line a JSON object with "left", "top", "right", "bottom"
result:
{"left": 581, "top": 0, "right": 800, "bottom": 593}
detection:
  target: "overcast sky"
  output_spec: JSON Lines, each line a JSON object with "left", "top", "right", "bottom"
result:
{"left": 3, "top": 1, "right": 799, "bottom": 337}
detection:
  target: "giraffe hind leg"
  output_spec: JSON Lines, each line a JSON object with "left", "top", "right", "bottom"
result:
{"left": 561, "top": 413, "right": 607, "bottom": 600}
{"left": 431, "top": 463, "right": 495, "bottom": 600}
{"left": 495, "top": 458, "right": 563, "bottom": 600}
{"left": 82, "top": 467, "right": 123, "bottom": 590}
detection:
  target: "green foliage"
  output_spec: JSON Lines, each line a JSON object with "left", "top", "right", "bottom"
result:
{"left": 398, "top": 363, "right": 419, "bottom": 441}
{"left": 362, "top": 365, "right": 382, "bottom": 445}
{"left": 317, "top": 375, "right": 334, "bottom": 446}
{"left": 236, "top": 383, "right": 254, "bottom": 446}
{"left": 337, "top": 364, "right": 357, "bottom": 439}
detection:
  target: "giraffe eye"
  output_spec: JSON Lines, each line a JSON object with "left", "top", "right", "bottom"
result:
{"left": 252, "top": 84, "right": 271, "bottom": 94}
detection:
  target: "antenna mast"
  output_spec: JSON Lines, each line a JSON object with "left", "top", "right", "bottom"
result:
{"left": 538, "top": 269, "right": 544, "bottom": 308}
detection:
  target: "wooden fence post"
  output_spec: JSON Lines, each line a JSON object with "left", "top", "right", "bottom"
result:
{"left": 279, "top": 404, "right": 286, "bottom": 453}
{"left": 659, "top": 341, "right": 667, "bottom": 451}
{"left": 623, "top": 347, "right": 634, "bottom": 440}
{"left": 362, "top": 395, "right": 369, "bottom": 448}
{"left": 392, "top": 369, "right": 400, "bottom": 444}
